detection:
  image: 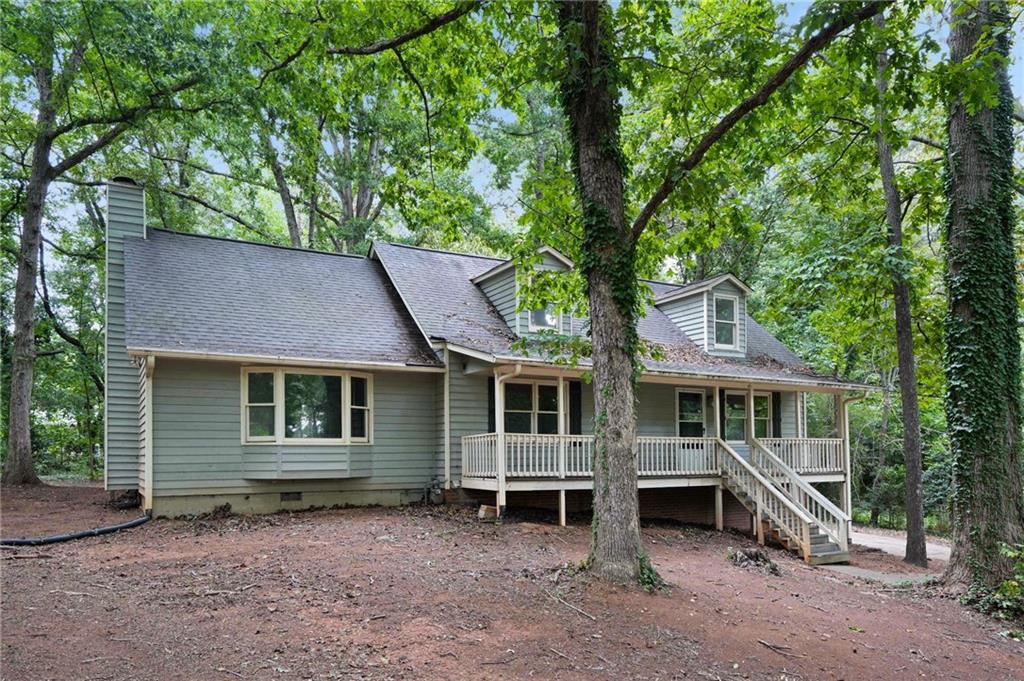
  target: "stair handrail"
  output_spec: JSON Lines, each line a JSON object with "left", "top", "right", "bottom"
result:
{"left": 750, "top": 439, "right": 849, "bottom": 551}
{"left": 717, "top": 439, "right": 814, "bottom": 557}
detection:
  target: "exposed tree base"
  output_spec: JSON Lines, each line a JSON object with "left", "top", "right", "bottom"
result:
{"left": 1, "top": 466, "right": 43, "bottom": 486}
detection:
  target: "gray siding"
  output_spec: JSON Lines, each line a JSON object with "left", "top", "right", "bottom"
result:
{"left": 151, "top": 359, "right": 438, "bottom": 496}
{"left": 658, "top": 293, "right": 706, "bottom": 348}
{"left": 477, "top": 254, "right": 572, "bottom": 337}
{"left": 636, "top": 384, "right": 714, "bottom": 437}
{"left": 478, "top": 268, "right": 518, "bottom": 333}
{"left": 447, "top": 353, "right": 491, "bottom": 482}
{"left": 105, "top": 182, "right": 144, "bottom": 490}
{"left": 707, "top": 281, "right": 747, "bottom": 357}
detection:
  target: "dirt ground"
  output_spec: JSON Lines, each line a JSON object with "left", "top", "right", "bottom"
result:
{"left": 2, "top": 486, "right": 1021, "bottom": 681}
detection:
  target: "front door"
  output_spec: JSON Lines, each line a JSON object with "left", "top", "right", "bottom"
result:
{"left": 724, "top": 392, "right": 747, "bottom": 443}
{"left": 677, "top": 390, "right": 705, "bottom": 437}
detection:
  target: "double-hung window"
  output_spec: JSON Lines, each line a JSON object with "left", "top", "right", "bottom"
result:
{"left": 503, "top": 381, "right": 559, "bottom": 434}
{"left": 753, "top": 394, "right": 771, "bottom": 439}
{"left": 242, "top": 368, "right": 372, "bottom": 444}
{"left": 529, "top": 306, "right": 559, "bottom": 332}
{"left": 713, "top": 294, "right": 738, "bottom": 350}
{"left": 244, "top": 372, "right": 276, "bottom": 441}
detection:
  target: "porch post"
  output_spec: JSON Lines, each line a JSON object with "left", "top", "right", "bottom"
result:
{"left": 711, "top": 387, "right": 720, "bottom": 439}
{"left": 714, "top": 485, "right": 724, "bottom": 531}
{"left": 557, "top": 375, "right": 566, "bottom": 527}
{"left": 495, "top": 370, "right": 506, "bottom": 514}
{"left": 746, "top": 385, "right": 755, "bottom": 445}
{"left": 840, "top": 394, "right": 853, "bottom": 518}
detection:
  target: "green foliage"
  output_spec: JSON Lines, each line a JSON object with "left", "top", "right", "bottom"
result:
{"left": 637, "top": 550, "right": 666, "bottom": 592}
{"left": 964, "top": 543, "right": 1024, "bottom": 633}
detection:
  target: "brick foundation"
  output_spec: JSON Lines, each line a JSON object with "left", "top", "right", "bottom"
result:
{"left": 461, "top": 485, "right": 752, "bottom": 532}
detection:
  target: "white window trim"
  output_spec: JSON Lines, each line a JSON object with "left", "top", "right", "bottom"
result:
{"left": 241, "top": 367, "right": 373, "bottom": 446}
{"left": 527, "top": 306, "right": 561, "bottom": 333}
{"left": 753, "top": 392, "right": 772, "bottom": 439}
{"left": 675, "top": 388, "right": 706, "bottom": 437}
{"left": 713, "top": 293, "right": 739, "bottom": 351}
{"left": 242, "top": 369, "right": 276, "bottom": 443}
{"left": 504, "top": 380, "right": 559, "bottom": 434}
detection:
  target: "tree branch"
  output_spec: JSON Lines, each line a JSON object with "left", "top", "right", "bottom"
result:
{"left": 148, "top": 184, "right": 277, "bottom": 242}
{"left": 50, "top": 75, "right": 201, "bottom": 138}
{"left": 38, "top": 242, "right": 104, "bottom": 393}
{"left": 42, "top": 236, "right": 101, "bottom": 261}
{"left": 630, "top": 1, "right": 891, "bottom": 241}
{"left": 327, "top": 1, "right": 481, "bottom": 55}
{"left": 257, "top": 36, "right": 312, "bottom": 89}
{"left": 910, "top": 135, "right": 944, "bottom": 151}
{"left": 392, "top": 48, "right": 435, "bottom": 186}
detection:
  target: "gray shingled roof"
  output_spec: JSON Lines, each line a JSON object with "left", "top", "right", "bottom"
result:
{"left": 374, "top": 242, "right": 868, "bottom": 389}
{"left": 123, "top": 230, "right": 441, "bottom": 367}
{"left": 371, "top": 241, "right": 517, "bottom": 354}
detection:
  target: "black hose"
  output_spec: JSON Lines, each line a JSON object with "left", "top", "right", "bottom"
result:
{"left": 1, "top": 512, "right": 151, "bottom": 546}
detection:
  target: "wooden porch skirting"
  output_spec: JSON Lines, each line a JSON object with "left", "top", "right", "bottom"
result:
{"left": 462, "top": 486, "right": 752, "bottom": 532}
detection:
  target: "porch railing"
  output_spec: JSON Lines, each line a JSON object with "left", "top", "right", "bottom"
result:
{"left": 719, "top": 440, "right": 813, "bottom": 560}
{"left": 463, "top": 433, "right": 498, "bottom": 478}
{"left": 750, "top": 440, "right": 849, "bottom": 551}
{"left": 637, "top": 436, "right": 718, "bottom": 476}
{"left": 461, "top": 434, "right": 718, "bottom": 479}
{"left": 757, "top": 438, "right": 843, "bottom": 474}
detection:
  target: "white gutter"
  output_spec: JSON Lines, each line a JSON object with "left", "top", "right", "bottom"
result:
{"left": 126, "top": 348, "right": 445, "bottom": 373}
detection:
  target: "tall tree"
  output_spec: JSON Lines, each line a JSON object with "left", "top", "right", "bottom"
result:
{"left": 1, "top": 0, "right": 233, "bottom": 484}
{"left": 943, "top": 0, "right": 1024, "bottom": 589}
{"left": 320, "top": 0, "right": 887, "bottom": 581}
{"left": 872, "top": 12, "right": 927, "bottom": 567}
{"left": 553, "top": 0, "right": 888, "bottom": 581}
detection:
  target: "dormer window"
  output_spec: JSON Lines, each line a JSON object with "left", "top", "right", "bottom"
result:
{"left": 529, "top": 307, "right": 559, "bottom": 332}
{"left": 713, "top": 294, "right": 738, "bottom": 349}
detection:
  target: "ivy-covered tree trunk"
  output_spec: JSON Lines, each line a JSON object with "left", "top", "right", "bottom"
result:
{"left": 556, "top": 0, "right": 643, "bottom": 583}
{"left": 943, "top": 0, "right": 1024, "bottom": 588}
{"left": 873, "top": 13, "right": 926, "bottom": 567}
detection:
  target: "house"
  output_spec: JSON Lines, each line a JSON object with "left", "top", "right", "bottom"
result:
{"left": 104, "top": 179, "right": 870, "bottom": 564}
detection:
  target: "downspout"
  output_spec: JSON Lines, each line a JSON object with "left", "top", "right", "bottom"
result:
{"left": 443, "top": 347, "right": 451, "bottom": 490}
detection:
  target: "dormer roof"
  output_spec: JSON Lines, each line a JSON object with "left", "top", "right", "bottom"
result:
{"left": 470, "top": 246, "right": 574, "bottom": 285}
{"left": 653, "top": 273, "right": 752, "bottom": 306}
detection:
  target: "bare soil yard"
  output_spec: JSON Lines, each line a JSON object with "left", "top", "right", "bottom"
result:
{"left": 2, "top": 485, "right": 1021, "bottom": 680}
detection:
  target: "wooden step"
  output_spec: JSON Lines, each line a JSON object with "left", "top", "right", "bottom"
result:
{"left": 807, "top": 550, "right": 850, "bottom": 566}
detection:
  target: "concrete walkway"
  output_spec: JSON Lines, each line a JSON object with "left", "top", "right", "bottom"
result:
{"left": 850, "top": 529, "right": 951, "bottom": 561}
{"left": 821, "top": 564, "right": 938, "bottom": 586}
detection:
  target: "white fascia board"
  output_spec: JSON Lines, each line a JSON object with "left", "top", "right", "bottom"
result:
{"left": 127, "top": 348, "right": 445, "bottom": 373}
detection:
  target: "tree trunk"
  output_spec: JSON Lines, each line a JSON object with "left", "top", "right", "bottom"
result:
{"left": 943, "top": 0, "right": 1024, "bottom": 589}
{"left": 4, "top": 138, "right": 50, "bottom": 486}
{"left": 557, "top": 0, "right": 642, "bottom": 583}
{"left": 873, "top": 14, "right": 927, "bottom": 567}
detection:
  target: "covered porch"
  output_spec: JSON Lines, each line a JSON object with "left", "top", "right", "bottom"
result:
{"left": 457, "top": 363, "right": 856, "bottom": 528}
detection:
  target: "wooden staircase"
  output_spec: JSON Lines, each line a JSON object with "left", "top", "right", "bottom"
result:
{"left": 719, "top": 440, "right": 850, "bottom": 565}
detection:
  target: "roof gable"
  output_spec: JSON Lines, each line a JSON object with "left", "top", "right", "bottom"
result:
{"left": 653, "top": 273, "right": 752, "bottom": 306}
